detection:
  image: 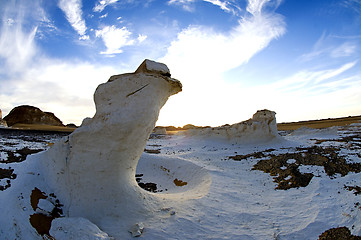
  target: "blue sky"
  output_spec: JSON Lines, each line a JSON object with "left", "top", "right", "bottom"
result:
{"left": 0, "top": 0, "right": 360, "bottom": 126}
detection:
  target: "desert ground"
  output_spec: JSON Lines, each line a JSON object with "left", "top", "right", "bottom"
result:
{"left": 277, "top": 115, "right": 361, "bottom": 131}
{"left": 1, "top": 115, "right": 361, "bottom": 239}
{"left": 8, "top": 123, "right": 76, "bottom": 132}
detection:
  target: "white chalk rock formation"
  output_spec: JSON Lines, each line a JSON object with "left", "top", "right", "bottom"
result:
{"left": 153, "top": 126, "right": 167, "bottom": 135}
{"left": 182, "top": 109, "right": 280, "bottom": 143}
{"left": 40, "top": 60, "right": 182, "bottom": 231}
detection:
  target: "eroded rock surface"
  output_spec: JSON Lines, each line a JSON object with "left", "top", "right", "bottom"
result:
{"left": 40, "top": 60, "right": 182, "bottom": 232}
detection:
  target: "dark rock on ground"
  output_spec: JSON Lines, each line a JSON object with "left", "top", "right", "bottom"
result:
{"left": 318, "top": 226, "right": 361, "bottom": 240}
{"left": 344, "top": 185, "right": 361, "bottom": 195}
{"left": 0, "top": 128, "right": 70, "bottom": 191}
{"left": 230, "top": 145, "right": 361, "bottom": 190}
{"left": 4, "top": 105, "right": 64, "bottom": 127}
{"left": 0, "top": 168, "right": 16, "bottom": 191}
{"left": 144, "top": 148, "right": 161, "bottom": 154}
{"left": 135, "top": 174, "right": 160, "bottom": 193}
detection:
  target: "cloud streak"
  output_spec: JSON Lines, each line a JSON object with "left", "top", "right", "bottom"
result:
{"left": 93, "top": 0, "right": 120, "bottom": 12}
{"left": 0, "top": 0, "right": 117, "bottom": 124}
{"left": 157, "top": 0, "right": 286, "bottom": 126}
{"left": 162, "top": 6, "right": 285, "bottom": 75}
{"left": 0, "top": 1, "right": 39, "bottom": 75}
{"left": 273, "top": 61, "right": 358, "bottom": 93}
{"left": 330, "top": 42, "right": 357, "bottom": 58}
{"left": 168, "top": 0, "right": 196, "bottom": 12}
{"left": 95, "top": 25, "right": 139, "bottom": 55}
{"left": 168, "top": 0, "right": 242, "bottom": 14}
{"left": 299, "top": 33, "right": 358, "bottom": 62}
{"left": 269, "top": 61, "right": 361, "bottom": 121}
{"left": 1, "top": 0, "right": 359, "bottom": 127}
{"left": 0, "top": 21, "right": 38, "bottom": 74}
{"left": 58, "top": 0, "right": 88, "bottom": 39}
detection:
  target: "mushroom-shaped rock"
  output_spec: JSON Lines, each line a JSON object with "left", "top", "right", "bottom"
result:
{"left": 40, "top": 60, "right": 182, "bottom": 230}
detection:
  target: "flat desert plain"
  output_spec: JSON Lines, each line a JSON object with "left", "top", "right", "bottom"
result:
{"left": 6, "top": 115, "right": 361, "bottom": 132}
{"left": 277, "top": 115, "right": 361, "bottom": 131}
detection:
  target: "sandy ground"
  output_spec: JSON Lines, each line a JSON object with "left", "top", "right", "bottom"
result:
{"left": 277, "top": 115, "right": 361, "bottom": 131}
{"left": 9, "top": 124, "right": 76, "bottom": 133}
{"left": 1, "top": 115, "right": 361, "bottom": 239}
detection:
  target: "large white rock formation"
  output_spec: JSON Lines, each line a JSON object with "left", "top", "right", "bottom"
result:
{"left": 40, "top": 60, "right": 182, "bottom": 231}
{"left": 182, "top": 109, "right": 280, "bottom": 143}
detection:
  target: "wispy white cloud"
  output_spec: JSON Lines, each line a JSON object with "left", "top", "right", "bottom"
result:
{"left": 266, "top": 61, "right": 361, "bottom": 122}
{"left": 168, "top": 0, "right": 196, "bottom": 12}
{"left": 157, "top": 0, "right": 286, "bottom": 126}
{"left": 203, "top": 0, "right": 230, "bottom": 11}
{"left": 0, "top": 0, "right": 56, "bottom": 72}
{"left": 93, "top": 0, "right": 154, "bottom": 12}
{"left": 93, "top": 0, "right": 120, "bottom": 12}
{"left": 202, "top": 0, "right": 243, "bottom": 15}
{"left": 168, "top": 0, "right": 241, "bottom": 14}
{"left": 299, "top": 32, "right": 358, "bottom": 62}
{"left": 100, "top": 13, "right": 108, "bottom": 19}
{"left": 58, "top": 0, "right": 88, "bottom": 40}
{"left": 330, "top": 42, "right": 357, "bottom": 58}
{"left": 315, "top": 61, "right": 357, "bottom": 83}
{"left": 168, "top": 0, "right": 195, "bottom": 4}
{"left": 273, "top": 61, "right": 358, "bottom": 92}
{"left": 2, "top": 0, "right": 358, "bottom": 128}
{"left": 137, "top": 34, "right": 147, "bottom": 43}
{"left": 0, "top": 24, "right": 38, "bottom": 74}
{"left": 247, "top": 0, "right": 270, "bottom": 15}
{"left": 0, "top": 4, "right": 38, "bottom": 74}
{"left": 95, "top": 25, "right": 149, "bottom": 56}
{"left": 95, "top": 25, "right": 135, "bottom": 55}
{"left": 0, "top": 0, "right": 118, "bottom": 125}
{"left": 191, "top": 61, "right": 361, "bottom": 125}
{"left": 162, "top": 1, "right": 285, "bottom": 76}
{"left": 341, "top": 0, "right": 361, "bottom": 15}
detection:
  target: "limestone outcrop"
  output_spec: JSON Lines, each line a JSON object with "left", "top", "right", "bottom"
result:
{"left": 4, "top": 105, "right": 64, "bottom": 127}
{"left": 40, "top": 60, "right": 182, "bottom": 234}
{"left": 0, "top": 109, "right": 7, "bottom": 127}
{"left": 182, "top": 109, "right": 280, "bottom": 143}
{"left": 153, "top": 126, "right": 167, "bottom": 134}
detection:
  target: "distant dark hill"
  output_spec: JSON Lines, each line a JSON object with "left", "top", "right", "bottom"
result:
{"left": 4, "top": 105, "right": 64, "bottom": 127}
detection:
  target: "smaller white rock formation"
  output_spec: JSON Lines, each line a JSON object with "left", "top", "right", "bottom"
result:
{"left": 182, "top": 109, "right": 280, "bottom": 143}
{"left": 0, "top": 108, "right": 7, "bottom": 127}
{"left": 153, "top": 126, "right": 167, "bottom": 135}
{"left": 50, "top": 217, "right": 111, "bottom": 240}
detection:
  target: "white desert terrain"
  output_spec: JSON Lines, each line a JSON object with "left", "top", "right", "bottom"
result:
{"left": 0, "top": 60, "right": 360, "bottom": 239}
